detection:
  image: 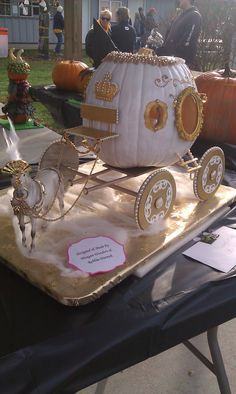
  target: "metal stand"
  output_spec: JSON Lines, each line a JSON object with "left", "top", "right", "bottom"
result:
{"left": 94, "top": 326, "right": 231, "bottom": 394}
{"left": 184, "top": 326, "right": 231, "bottom": 394}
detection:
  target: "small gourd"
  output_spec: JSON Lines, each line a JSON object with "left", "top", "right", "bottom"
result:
{"left": 7, "top": 48, "right": 30, "bottom": 81}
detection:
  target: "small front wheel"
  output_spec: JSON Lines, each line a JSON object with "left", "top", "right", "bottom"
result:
{"left": 193, "top": 147, "right": 225, "bottom": 201}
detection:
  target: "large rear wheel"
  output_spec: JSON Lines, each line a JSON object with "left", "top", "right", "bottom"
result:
{"left": 39, "top": 140, "right": 80, "bottom": 189}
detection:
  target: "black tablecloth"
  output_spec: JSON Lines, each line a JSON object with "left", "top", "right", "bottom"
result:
{"left": 0, "top": 202, "right": 236, "bottom": 393}
{"left": 29, "top": 85, "right": 83, "bottom": 128}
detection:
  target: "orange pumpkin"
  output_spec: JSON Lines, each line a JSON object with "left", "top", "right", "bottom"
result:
{"left": 76, "top": 68, "right": 94, "bottom": 93}
{"left": 195, "top": 70, "right": 236, "bottom": 145}
{"left": 52, "top": 60, "right": 88, "bottom": 92}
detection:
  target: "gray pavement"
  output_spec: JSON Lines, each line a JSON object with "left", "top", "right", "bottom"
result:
{"left": 79, "top": 319, "right": 236, "bottom": 393}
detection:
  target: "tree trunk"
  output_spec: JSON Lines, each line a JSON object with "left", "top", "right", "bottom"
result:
{"left": 64, "top": 0, "right": 82, "bottom": 60}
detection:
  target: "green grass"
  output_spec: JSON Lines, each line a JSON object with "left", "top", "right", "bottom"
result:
{"left": 0, "top": 49, "right": 90, "bottom": 132}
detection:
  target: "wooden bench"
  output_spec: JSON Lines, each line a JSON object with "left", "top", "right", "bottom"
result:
{"left": 65, "top": 103, "right": 119, "bottom": 142}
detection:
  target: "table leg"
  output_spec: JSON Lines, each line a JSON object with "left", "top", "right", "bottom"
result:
{"left": 207, "top": 326, "right": 231, "bottom": 394}
{"left": 184, "top": 326, "right": 231, "bottom": 394}
{"left": 95, "top": 378, "right": 108, "bottom": 394}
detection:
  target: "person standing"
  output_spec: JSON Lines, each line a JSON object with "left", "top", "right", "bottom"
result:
{"left": 134, "top": 11, "right": 141, "bottom": 37}
{"left": 145, "top": 8, "right": 159, "bottom": 36}
{"left": 141, "top": 8, "right": 159, "bottom": 47}
{"left": 134, "top": 7, "right": 146, "bottom": 49}
{"left": 111, "top": 7, "right": 136, "bottom": 53}
{"left": 38, "top": 0, "right": 50, "bottom": 59}
{"left": 53, "top": 5, "right": 64, "bottom": 55}
{"left": 138, "top": 7, "right": 146, "bottom": 38}
{"left": 156, "top": 0, "right": 202, "bottom": 68}
{"left": 85, "top": 9, "right": 113, "bottom": 68}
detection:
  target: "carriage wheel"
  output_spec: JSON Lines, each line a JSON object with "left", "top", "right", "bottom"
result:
{"left": 193, "top": 147, "right": 225, "bottom": 201}
{"left": 39, "top": 140, "right": 80, "bottom": 189}
{"left": 134, "top": 169, "right": 176, "bottom": 230}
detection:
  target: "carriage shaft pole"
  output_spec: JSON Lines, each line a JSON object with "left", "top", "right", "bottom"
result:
{"left": 85, "top": 175, "right": 137, "bottom": 197}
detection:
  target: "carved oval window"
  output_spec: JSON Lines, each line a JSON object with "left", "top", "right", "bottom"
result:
{"left": 144, "top": 100, "right": 168, "bottom": 132}
{"left": 175, "top": 87, "right": 204, "bottom": 141}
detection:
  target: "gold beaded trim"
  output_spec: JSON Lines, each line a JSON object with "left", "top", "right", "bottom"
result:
{"left": 174, "top": 87, "right": 204, "bottom": 141}
{"left": 155, "top": 74, "right": 194, "bottom": 88}
{"left": 104, "top": 51, "right": 183, "bottom": 66}
{"left": 144, "top": 100, "right": 168, "bottom": 132}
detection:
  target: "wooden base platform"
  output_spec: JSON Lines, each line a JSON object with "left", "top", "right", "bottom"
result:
{"left": 0, "top": 161, "right": 235, "bottom": 306}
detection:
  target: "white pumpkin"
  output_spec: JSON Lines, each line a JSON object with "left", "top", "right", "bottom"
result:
{"left": 85, "top": 51, "right": 203, "bottom": 168}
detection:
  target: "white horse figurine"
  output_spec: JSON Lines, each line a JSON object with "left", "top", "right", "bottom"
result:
{"left": 2, "top": 159, "right": 65, "bottom": 250}
{"left": 1, "top": 119, "right": 81, "bottom": 251}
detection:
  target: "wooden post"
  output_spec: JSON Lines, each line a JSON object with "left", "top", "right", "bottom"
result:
{"left": 64, "top": 0, "right": 82, "bottom": 60}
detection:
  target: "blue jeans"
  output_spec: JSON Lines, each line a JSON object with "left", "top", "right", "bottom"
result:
{"left": 55, "top": 32, "right": 63, "bottom": 53}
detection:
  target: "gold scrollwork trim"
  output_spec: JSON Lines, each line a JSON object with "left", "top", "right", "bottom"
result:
{"left": 144, "top": 99, "right": 168, "bottom": 132}
{"left": 174, "top": 87, "right": 204, "bottom": 141}
{"left": 155, "top": 75, "right": 194, "bottom": 88}
{"left": 104, "top": 51, "right": 183, "bottom": 66}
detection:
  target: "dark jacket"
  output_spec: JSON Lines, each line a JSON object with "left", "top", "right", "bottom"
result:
{"left": 111, "top": 22, "right": 136, "bottom": 53}
{"left": 85, "top": 19, "right": 117, "bottom": 69}
{"left": 53, "top": 11, "right": 64, "bottom": 31}
{"left": 156, "top": 6, "right": 202, "bottom": 66}
{"left": 85, "top": 29, "right": 96, "bottom": 62}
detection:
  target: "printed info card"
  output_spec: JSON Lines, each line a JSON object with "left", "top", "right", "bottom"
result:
{"left": 67, "top": 236, "right": 126, "bottom": 275}
{"left": 183, "top": 226, "right": 236, "bottom": 273}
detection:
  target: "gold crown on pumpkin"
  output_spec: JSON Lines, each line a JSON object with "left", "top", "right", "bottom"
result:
{"left": 95, "top": 72, "right": 119, "bottom": 102}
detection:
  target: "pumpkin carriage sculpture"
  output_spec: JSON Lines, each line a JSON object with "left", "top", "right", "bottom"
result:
{"left": 2, "top": 50, "right": 225, "bottom": 249}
